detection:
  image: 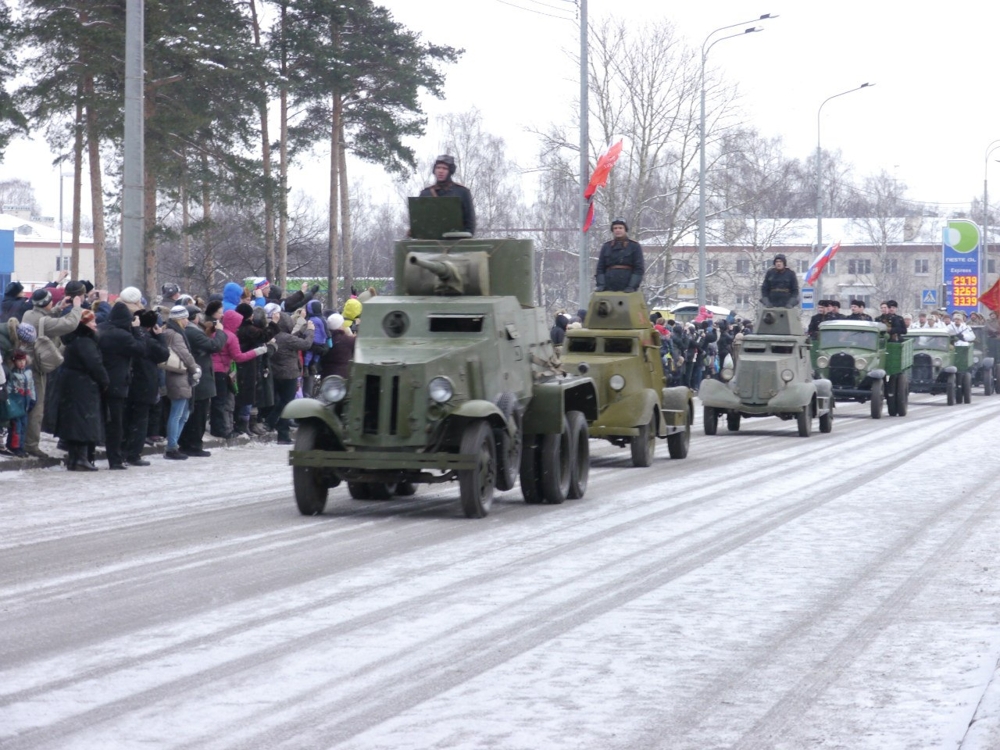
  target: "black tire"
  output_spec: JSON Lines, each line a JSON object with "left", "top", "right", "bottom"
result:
{"left": 819, "top": 403, "right": 833, "bottom": 433}
{"left": 347, "top": 482, "right": 372, "bottom": 500}
{"left": 630, "top": 415, "right": 656, "bottom": 467}
{"left": 540, "top": 417, "right": 571, "bottom": 505}
{"left": 667, "top": 404, "right": 691, "bottom": 459}
{"left": 797, "top": 404, "right": 812, "bottom": 437}
{"left": 895, "top": 373, "right": 909, "bottom": 416}
{"left": 886, "top": 375, "right": 898, "bottom": 417}
{"left": 566, "top": 411, "right": 589, "bottom": 499}
{"left": 726, "top": 411, "right": 741, "bottom": 432}
{"left": 292, "top": 421, "right": 329, "bottom": 516}
{"left": 946, "top": 375, "right": 956, "bottom": 406}
{"left": 703, "top": 406, "right": 718, "bottom": 436}
{"left": 994, "top": 365, "right": 1000, "bottom": 395}
{"left": 494, "top": 393, "right": 523, "bottom": 492}
{"left": 520, "top": 434, "right": 545, "bottom": 504}
{"left": 368, "top": 483, "right": 394, "bottom": 500}
{"left": 869, "top": 378, "right": 883, "bottom": 419}
{"left": 985, "top": 369, "right": 995, "bottom": 396}
{"left": 394, "top": 481, "right": 417, "bottom": 496}
{"left": 962, "top": 371, "right": 972, "bottom": 403}
{"left": 459, "top": 420, "right": 497, "bottom": 519}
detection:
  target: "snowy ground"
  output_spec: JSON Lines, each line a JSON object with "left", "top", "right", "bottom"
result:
{"left": 1, "top": 390, "right": 999, "bottom": 749}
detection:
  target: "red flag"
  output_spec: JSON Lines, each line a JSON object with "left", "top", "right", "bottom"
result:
{"left": 583, "top": 140, "right": 623, "bottom": 200}
{"left": 804, "top": 241, "right": 841, "bottom": 286}
{"left": 980, "top": 279, "right": 1000, "bottom": 311}
{"left": 582, "top": 201, "right": 596, "bottom": 233}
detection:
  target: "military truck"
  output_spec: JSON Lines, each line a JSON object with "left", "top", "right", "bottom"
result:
{"left": 283, "top": 198, "right": 598, "bottom": 519}
{"left": 561, "top": 291, "right": 692, "bottom": 466}
{"left": 811, "top": 320, "right": 912, "bottom": 418}
{"left": 969, "top": 326, "right": 997, "bottom": 396}
{"left": 904, "top": 329, "right": 968, "bottom": 405}
{"left": 699, "top": 306, "right": 834, "bottom": 437}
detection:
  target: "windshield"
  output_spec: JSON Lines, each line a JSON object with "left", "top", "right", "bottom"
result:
{"left": 818, "top": 330, "right": 878, "bottom": 350}
{"left": 907, "top": 335, "right": 950, "bottom": 351}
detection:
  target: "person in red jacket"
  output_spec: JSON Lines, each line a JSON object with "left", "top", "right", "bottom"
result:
{"left": 210, "top": 307, "right": 266, "bottom": 438}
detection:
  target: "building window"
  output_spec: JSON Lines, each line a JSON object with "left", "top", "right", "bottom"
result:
{"left": 914, "top": 259, "right": 929, "bottom": 275}
{"left": 735, "top": 259, "right": 751, "bottom": 275}
{"left": 56, "top": 255, "right": 70, "bottom": 271}
{"left": 735, "top": 292, "right": 752, "bottom": 306}
{"left": 825, "top": 260, "right": 836, "bottom": 275}
{"left": 848, "top": 259, "right": 871, "bottom": 275}
{"left": 673, "top": 260, "right": 691, "bottom": 276}
{"left": 795, "top": 259, "right": 809, "bottom": 273}
{"left": 989, "top": 259, "right": 996, "bottom": 274}
{"left": 882, "top": 258, "right": 897, "bottom": 273}
{"left": 707, "top": 293, "right": 719, "bottom": 306}
{"left": 707, "top": 259, "right": 719, "bottom": 274}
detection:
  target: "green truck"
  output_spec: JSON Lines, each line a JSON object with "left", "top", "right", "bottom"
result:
{"left": 811, "top": 320, "right": 912, "bottom": 418}
{"left": 561, "top": 291, "right": 692, "bottom": 467}
{"left": 283, "top": 198, "right": 598, "bottom": 519}
{"left": 904, "top": 329, "right": 970, "bottom": 405}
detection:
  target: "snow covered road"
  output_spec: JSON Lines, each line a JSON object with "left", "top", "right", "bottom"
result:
{"left": 2, "top": 391, "right": 999, "bottom": 749}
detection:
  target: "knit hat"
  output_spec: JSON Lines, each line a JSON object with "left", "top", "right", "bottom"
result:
{"left": 342, "top": 298, "right": 362, "bottom": 321}
{"left": 252, "top": 277, "right": 269, "bottom": 290}
{"left": 16, "top": 322, "right": 37, "bottom": 344}
{"left": 13, "top": 349, "right": 27, "bottom": 361}
{"left": 326, "top": 313, "right": 345, "bottom": 331}
{"left": 31, "top": 288, "right": 52, "bottom": 307}
{"left": 264, "top": 302, "right": 281, "bottom": 317}
{"left": 169, "top": 305, "right": 189, "bottom": 319}
{"left": 64, "top": 280, "right": 86, "bottom": 298}
{"left": 119, "top": 286, "right": 143, "bottom": 305}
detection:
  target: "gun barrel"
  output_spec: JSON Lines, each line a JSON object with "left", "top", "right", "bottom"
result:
{"left": 410, "top": 255, "right": 456, "bottom": 282}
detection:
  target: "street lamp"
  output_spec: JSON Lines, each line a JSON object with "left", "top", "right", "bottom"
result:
{"left": 698, "top": 14, "right": 776, "bottom": 307}
{"left": 815, "top": 83, "right": 873, "bottom": 301}
{"left": 58, "top": 171, "right": 69, "bottom": 276}
{"left": 982, "top": 140, "right": 1000, "bottom": 312}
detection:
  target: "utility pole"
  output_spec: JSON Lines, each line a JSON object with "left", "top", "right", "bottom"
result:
{"left": 577, "top": 0, "right": 589, "bottom": 309}
{"left": 121, "top": 0, "right": 145, "bottom": 294}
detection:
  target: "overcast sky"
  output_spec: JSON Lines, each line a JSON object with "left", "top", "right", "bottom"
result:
{"left": 3, "top": 0, "right": 999, "bottom": 222}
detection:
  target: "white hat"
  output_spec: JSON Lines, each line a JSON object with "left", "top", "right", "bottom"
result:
{"left": 327, "top": 313, "right": 345, "bottom": 331}
{"left": 119, "top": 287, "right": 142, "bottom": 305}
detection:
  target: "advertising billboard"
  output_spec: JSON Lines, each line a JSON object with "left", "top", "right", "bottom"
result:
{"left": 941, "top": 219, "right": 980, "bottom": 315}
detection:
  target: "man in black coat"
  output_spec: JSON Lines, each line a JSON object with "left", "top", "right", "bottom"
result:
{"left": 847, "top": 299, "right": 873, "bottom": 321}
{"left": 419, "top": 154, "right": 476, "bottom": 235}
{"left": 715, "top": 320, "right": 735, "bottom": 377}
{"left": 596, "top": 219, "right": 645, "bottom": 292}
{"left": 179, "top": 305, "right": 227, "bottom": 457}
{"left": 760, "top": 254, "right": 800, "bottom": 308}
{"left": 876, "top": 300, "right": 907, "bottom": 341}
{"left": 1, "top": 282, "right": 31, "bottom": 323}
{"left": 97, "top": 301, "right": 147, "bottom": 469}
{"left": 124, "top": 310, "right": 170, "bottom": 467}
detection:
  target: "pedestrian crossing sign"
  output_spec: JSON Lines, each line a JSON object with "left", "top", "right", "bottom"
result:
{"left": 921, "top": 289, "right": 937, "bottom": 306}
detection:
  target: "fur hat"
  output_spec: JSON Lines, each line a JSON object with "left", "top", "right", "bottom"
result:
{"left": 205, "top": 300, "right": 223, "bottom": 319}
{"left": 169, "top": 305, "right": 189, "bottom": 319}
{"left": 15, "top": 322, "right": 37, "bottom": 344}
{"left": 267, "top": 285, "right": 283, "bottom": 301}
{"left": 119, "top": 286, "right": 143, "bottom": 305}
{"left": 235, "top": 302, "right": 254, "bottom": 320}
{"left": 4, "top": 281, "right": 23, "bottom": 297}
{"left": 138, "top": 309, "right": 159, "bottom": 328}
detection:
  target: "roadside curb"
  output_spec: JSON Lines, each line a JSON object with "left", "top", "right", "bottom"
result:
{"left": 0, "top": 432, "right": 278, "bottom": 473}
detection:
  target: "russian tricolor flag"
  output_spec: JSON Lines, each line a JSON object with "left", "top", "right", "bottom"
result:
{"left": 804, "top": 241, "right": 841, "bottom": 285}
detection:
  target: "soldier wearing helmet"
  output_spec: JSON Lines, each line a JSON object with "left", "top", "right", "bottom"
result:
{"left": 760, "top": 253, "right": 799, "bottom": 308}
{"left": 419, "top": 154, "right": 476, "bottom": 235}
{"left": 595, "top": 218, "right": 645, "bottom": 292}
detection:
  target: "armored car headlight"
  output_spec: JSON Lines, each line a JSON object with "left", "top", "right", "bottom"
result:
{"left": 428, "top": 376, "right": 454, "bottom": 403}
{"left": 609, "top": 374, "right": 626, "bottom": 391}
{"left": 319, "top": 375, "right": 347, "bottom": 403}
{"left": 720, "top": 365, "right": 734, "bottom": 382}
{"left": 932, "top": 357, "right": 942, "bottom": 367}
{"left": 854, "top": 357, "right": 868, "bottom": 370}
{"left": 816, "top": 355, "right": 829, "bottom": 368}
{"left": 974, "top": 355, "right": 981, "bottom": 363}
{"left": 781, "top": 369, "right": 795, "bottom": 383}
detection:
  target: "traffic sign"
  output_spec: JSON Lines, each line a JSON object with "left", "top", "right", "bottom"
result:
{"left": 801, "top": 286, "right": 814, "bottom": 310}
{"left": 921, "top": 289, "right": 938, "bottom": 306}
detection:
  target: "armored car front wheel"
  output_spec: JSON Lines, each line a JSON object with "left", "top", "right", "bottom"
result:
{"left": 459, "top": 420, "right": 497, "bottom": 519}
{"left": 292, "top": 422, "right": 329, "bottom": 516}
{"left": 520, "top": 434, "right": 545, "bottom": 505}
{"left": 797, "top": 405, "right": 812, "bottom": 437}
{"left": 540, "top": 417, "right": 572, "bottom": 505}
{"left": 667, "top": 407, "right": 691, "bottom": 459}
{"left": 703, "top": 406, "right": 719, "bottom": 436}
{"left": 726, "top": 412, "right": 741, "bottom": 432}
{"left": 566, "top": 411, "right": 590, "bottom": 499}
{"left": 630, "top": 416, "right": 656, "bottom": 467}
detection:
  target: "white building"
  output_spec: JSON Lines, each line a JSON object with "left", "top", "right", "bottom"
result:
{"left": 0, "top": 212, "right": 95, "bottom": 291}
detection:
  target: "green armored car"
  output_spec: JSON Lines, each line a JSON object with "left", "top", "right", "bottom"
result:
{"left": 812, "top": 320, "right": 912, "bottom": 418}
{"left": 561, "top": 292, "right": 692, "bottom": 467}
{"left": 969, "top": 326, "right": 997, "bottom": 396}
{"left": 284, "top": 198, "right": 598, "bottom": 519}
{"left": 699, "top": 306, "right": 834, "bottom": 437}
{"left": 904, "top": 329, "right": 969, "bottom": 405}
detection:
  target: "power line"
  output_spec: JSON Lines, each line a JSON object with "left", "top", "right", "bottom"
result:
{"left": 493, "top": 0, "right": 576, "bottom": 21}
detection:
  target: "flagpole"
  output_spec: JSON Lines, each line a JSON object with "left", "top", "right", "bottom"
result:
{"left": 578, "top": 0, "right": 589, "bottom": 309}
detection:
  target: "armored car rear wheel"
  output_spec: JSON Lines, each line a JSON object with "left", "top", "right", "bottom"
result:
{"left": 726, "top": 412, "right": 741, "bottom": 432}
{"left": 566, "top": 411, "right": 589, "bottom": 499}
{"left": 946, "top": 375, "right": 956, "bottom": 406}
{"left": 797, "top": 405, "right": 812, "bottom": 437}
{"left": 819, "top": 403, "right": 834, "bottom": 433}
{"left": 869, "top": 379, "right": 884, "bottom": 419}
{"left": 495, "top": 392, "right": 523, "bottom": 492}
{"left": 703, "top": 406, "right": 719, "bottom": 436}
{"left": 962, "top": 371, "right": 972, "bottom": 403}
{"left": 895, "top": 373, "right": 909, "bottom": 416}
{"left": 459, "top": 420, "right": 497, "bottom": 519}
{"left": 520, "top": 435, "right": 545, "bottom": 505}
{"left": 630, "top": 416, "right": 656, "bottom": 467}
{"left": 540, "top": 417, "right": 571, "bottom": 505}
{"left": 292, "top": 422, "right": 329, "bottom": 516}
{"left": 667, "top": 405, "right": 691, "bottom": 459}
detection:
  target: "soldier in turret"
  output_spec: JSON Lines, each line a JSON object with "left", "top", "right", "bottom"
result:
{"left": 760, "top": 253, "right": 799, "bottom": 308}
{"left": 595, "top": 219, "right": 644, "bottom": 292}
{"left": 419, "top": 154, "right": 476, "bottom": 235}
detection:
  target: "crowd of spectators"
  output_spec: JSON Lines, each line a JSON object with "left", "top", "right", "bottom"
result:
{"left": 0, "top": 276, "right": 368, "bottom": 469}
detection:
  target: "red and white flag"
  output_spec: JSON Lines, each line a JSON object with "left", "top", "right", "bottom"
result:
{"left": 804, "top": 241, "right": 841, "bottom": 286}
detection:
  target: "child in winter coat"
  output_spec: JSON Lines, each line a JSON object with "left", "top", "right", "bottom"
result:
{"left": 4, "top": 350, "right": 36, "bottom": 456}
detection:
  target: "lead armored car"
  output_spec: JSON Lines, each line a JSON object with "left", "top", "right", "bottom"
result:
{"left": 698, "top": 306, "right": 834, "bottom": 436}
{"left": 284, "top": 198, "right": 598, "bottom": 518}
{"left": 561, "top": 292, "right": 692, "bottom": 466}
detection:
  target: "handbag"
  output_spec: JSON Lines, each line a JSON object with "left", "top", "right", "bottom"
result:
{"left": 159, "top": 349, "right": 188, "bottom": 374}
{"left": 33, "top": 316, "right": 65, "bottom": 374}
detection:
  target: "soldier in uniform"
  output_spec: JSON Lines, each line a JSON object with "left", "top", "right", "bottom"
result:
{"left": 876, "top": 300, "right": 907, "bottom": 341}
{"left": 827, "top": 299, "right": 845, "bottom": 318}
{"left": 807, "top": 299, "right": 831, "bottom": 339}
{"left": 419, "top": 154, "right": 476, "bottom": 235}
{"left": 595, "top": 219, "right": 644, "bottom": 292}
{"left": 847, "top": 299, "right": 873, "bottom": 321}
{"left": 760, "top": 253, "right": 799, "bottom": 308}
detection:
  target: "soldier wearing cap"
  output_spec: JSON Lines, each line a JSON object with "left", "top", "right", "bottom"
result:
{"left": 847, "top": 299, "right": 873, "bottom": 321}
{"left": 807, "top": 299, "right": 831, "bottom": 339}
{"left": 827, "top": 299, "right": 845, "bottom": 319}
{"left": 595, "top": 218, "right": 644, "bottom": 292}
{"left": 419, "top": 154, "right": 476, "bottom": 235}
{"left": 760, "top": 253, "right": 800, "bottom": 308}
{"left": 876, "top": 300, "right": 906, "bottom": 340}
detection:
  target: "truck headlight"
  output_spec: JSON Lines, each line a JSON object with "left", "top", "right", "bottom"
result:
{"left": 781, "top": 369, "right": 794, "bottom": 382}
{"left": 816, "top": 355, "right": 829, "bottom": 368}
{"left": 429, "top": 376, "right": 454, "bottom": 403}
{"left": 932, "top": 357, "right": 942, "bottom": 367}
{"left": 609, "top": 374, "right": 626, "bottom": 391}
{"left": 853, "top": 357, "right": 867, "bottom": 370}
{"left": 319, "top": 375, "right": 347, "bottom": 403}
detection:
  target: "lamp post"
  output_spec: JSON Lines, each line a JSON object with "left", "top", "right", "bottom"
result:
{"left": 815, "top": 83, "right": 873, "bottom": 301}
{"left": 982, "top": 140, "right": 1000, "bottom": 313}
{"left": 698, "top": 14, "right": 775, "bottom": 307}
{"left": 58, "top": 171, "right": 68, "bottom": 276}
